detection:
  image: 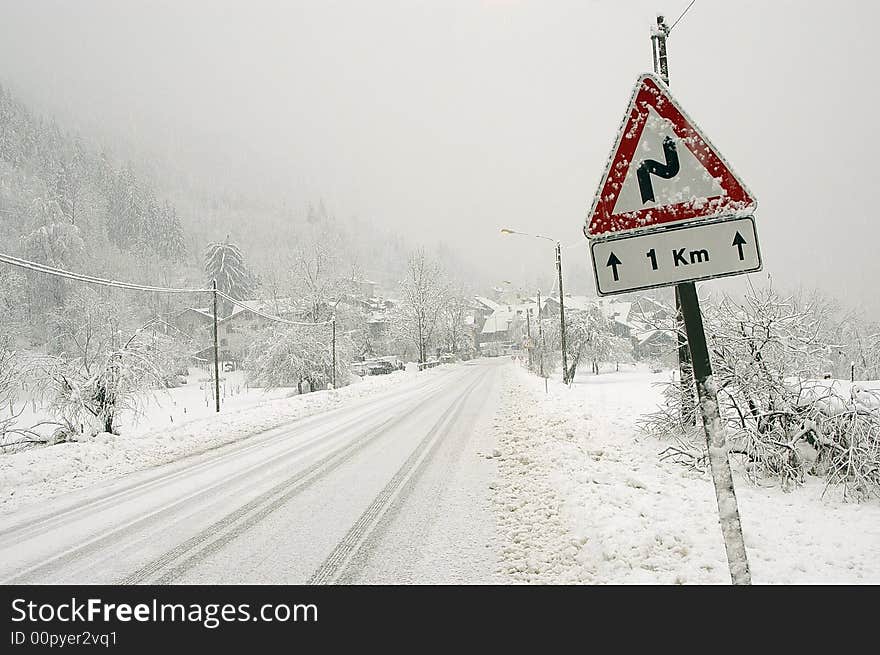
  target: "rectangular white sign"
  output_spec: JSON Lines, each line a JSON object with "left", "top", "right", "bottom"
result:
{"left": 590, "top": 216, "right": 762, "bottom": 296}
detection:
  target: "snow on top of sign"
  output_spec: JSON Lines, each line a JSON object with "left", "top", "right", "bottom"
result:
{"left": 585, "top": 73, "right": 756, "bottom": 239}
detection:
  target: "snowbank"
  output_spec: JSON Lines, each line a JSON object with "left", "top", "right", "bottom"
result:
{"left": 492, "top": 364, "right": 880, "bottom": 583}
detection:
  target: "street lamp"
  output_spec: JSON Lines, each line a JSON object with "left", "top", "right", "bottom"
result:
{"left": 500, "top": 227, "right": 569, "bottom": 384}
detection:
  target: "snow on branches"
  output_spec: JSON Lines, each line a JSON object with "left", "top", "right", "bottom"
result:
{"left": 540, "top": 307, "right": 633, "bottom": 380}
{"left": 245, "top": 323, "right": 351, "bottom": 391}
{"left": 204, "top": 238, "right": 254, "bottom": 313}
{"left": 641, "top": 283, "right": 880, "bottom": 500}
{"left": 0, "top": 334, "right": 60, "bottom": 451}
{"left": 46, "top": 288, "right": 174, "bottom": 438}
{"left": 397, "top": 250, "right": 448, "bottom": 363}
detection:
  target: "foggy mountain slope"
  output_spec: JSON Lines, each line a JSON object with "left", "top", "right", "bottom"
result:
{"left": 0, "top": 83, "right": 486, "bottom": 349}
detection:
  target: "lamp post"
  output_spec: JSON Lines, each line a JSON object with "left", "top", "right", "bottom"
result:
{"left": 500, "top": 228, "right": 569, "bottom": 384}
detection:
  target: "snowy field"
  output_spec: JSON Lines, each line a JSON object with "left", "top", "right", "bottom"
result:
{"left": 8, "top": 367, "right": 296, "bottom": 442}
{"left": 492, "top": 363, "right": 880, "bottom": 584}
{"left": 0, "top": 366, "right": 437, "bottom": 515}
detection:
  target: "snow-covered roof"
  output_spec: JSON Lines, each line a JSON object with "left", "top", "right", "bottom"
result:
{"left": 474, "top": 296, "right": 504, "bottom": 312}
{"left": 543, "top": 296, "right": 634, "bottom": 328}
{"left": 480, "top": 308, "right": 516, "bottom": 335}
{"left": 634, "top": 328, "right": 675, "bottom": 347}
{"left": 179, "top": 307, "right": 214, "bottom": 321}
{"left": 179, "top": 297, "right": 306, "bottom": 323}
{"left": 597, "top": 299, "right": 634, "bottom": 327}
{"left": 228, "top": 300, "right": 262, "bottom": 317}
{"left": 550, "top": 295, "right": 594, "bottom": 312}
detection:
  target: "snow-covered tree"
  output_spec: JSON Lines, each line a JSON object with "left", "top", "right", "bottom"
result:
{"left": 204, "top": 237, "right": 253, "bottom": 313}
{"left": 0, "top": 84, "right": 194, "bottom": 347}
{"left": 289, "top": 215, "right": 347, "bottom": 322}
{"left": 833, "top": 312, "right": 880, "bottom": 381}
{"left": 245, "top": 323, "right": 352, "bottom": 390}
{"left": 539, "top": 306, "right": 633, "bottom": 380}
{"left": 397, "top": 250, "right": 448, "bottom": 363}
{"left": 19, "top": 220, "right": 86, "bottom": 309}
{"left": 0, "top": 266, "right": 28, "bottom": 335}
{"left": 439, "top": 284, "right": 472, "bottom": 356}
{"left": 141, "top": 196, "right": 187, "bottom": 263}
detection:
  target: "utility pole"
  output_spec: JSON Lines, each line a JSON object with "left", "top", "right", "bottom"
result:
{"left": 653, "top": 15, "right": 695, "bottom": 421}
{"left": 526, "top": 306, "right": 532, "bottom": 370}
{"left": 652, "top": 14, "right": 750, "bottom": 585}
{"left": 499, "top": 228, "right": 568, "bottom": 384}
{"left": 331, "top": 316, "right": 337, "bottom": 389}
{"left": 556, "top": 241, "right": 569, "bottom": 384}
{"left": 211, "top": 279, "right": 220, "bottom": 413}
{"left": 537, "top": 289, "right": 547, "bottom": 393}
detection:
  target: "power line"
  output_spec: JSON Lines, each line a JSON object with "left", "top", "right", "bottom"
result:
{"left": 215, "top": 290, "right": 333, "bottom": 327}
{"left": 669, "top": 0, "right": 697, "bottom": 33}
{"left": 0, "top": 251, "right": 335, "bottom": 327}
{"left": 0, "top": 252, "right": 211, "bottom": 294}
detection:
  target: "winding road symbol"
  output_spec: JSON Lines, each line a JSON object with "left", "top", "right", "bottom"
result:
{"left": 636, "top": 136, "right": 680, "bottom": 205}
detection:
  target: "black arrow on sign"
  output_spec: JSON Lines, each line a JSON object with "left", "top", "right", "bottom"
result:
{"left": 732, "top": 231, "right": 747, "bottom": 261}
{"left": 606, "top": 252, "right": 622, "bottom": 281}
{"left": 637, "top": 136, "right": 680, "bottom": 204}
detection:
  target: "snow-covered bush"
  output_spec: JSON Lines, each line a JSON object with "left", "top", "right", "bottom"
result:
{"left": 46, "top": 289, "right": 170, "bottom": 437}
{"left": 0, "top": 331, "right": 61, "bottom": 450}
{"left": 641, "top": 284, "right": 880, "bottom": 499}
{"left": 244, "top": 323, "right": 352, "bottom": 390}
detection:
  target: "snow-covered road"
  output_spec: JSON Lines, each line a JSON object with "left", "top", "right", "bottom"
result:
{"left": 0, "top": 360, "right": 505, "bottom": 584}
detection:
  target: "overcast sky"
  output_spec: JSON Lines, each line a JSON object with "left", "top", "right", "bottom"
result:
{"left": 1, "top": 0, "right": 878, "bottom": 314}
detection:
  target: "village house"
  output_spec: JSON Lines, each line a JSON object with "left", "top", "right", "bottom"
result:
{"left": 475, "top": 296, "right": 541, "bottom": 355}
{"left": 175, "top": 298, "right": 303, "bottom": 366}
{"left": 540, "top": 295, "right": 636, "bottom": 338}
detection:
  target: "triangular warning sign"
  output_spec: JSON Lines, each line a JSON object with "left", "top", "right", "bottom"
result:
{"left": 586, "top": 73, "right": 756, "bottom": 239}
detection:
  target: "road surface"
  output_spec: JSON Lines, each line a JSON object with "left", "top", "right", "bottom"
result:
{"left": 0, "top": 360, "right": 506, "bottom": 584}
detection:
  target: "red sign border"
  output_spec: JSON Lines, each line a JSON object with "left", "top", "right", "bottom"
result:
{"left": 586, "top": 73, "right": 756, "bottom": 239}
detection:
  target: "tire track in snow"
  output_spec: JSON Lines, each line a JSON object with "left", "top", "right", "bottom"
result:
{"left": 307, "top": 368, "right": 489, "bottom": 585}
{"left": 0, "top": 369, "right": 460, "bottom": 549}
{"left": 2, "top": 377, "right": 459, "bottom": 584}
{"left": 335, "top": 364, "right": 498, "bottom": 583}
{"left": 125, "top": 415, "right": 406, "bottom": 584}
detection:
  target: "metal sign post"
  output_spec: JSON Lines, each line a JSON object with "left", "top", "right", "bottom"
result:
{"left": 583, "top": 17, "right": 754, "bottom": 584}
{"left": 555, "top": 241, "right": 569, "bottom": 384}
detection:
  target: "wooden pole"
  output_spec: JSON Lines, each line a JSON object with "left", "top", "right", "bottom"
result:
{"left": 212, "top": 280, "right": 220, "bottom": 413}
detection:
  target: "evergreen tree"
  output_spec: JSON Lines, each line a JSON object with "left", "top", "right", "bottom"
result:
{"left": 204, "top": 237, "right": 253, "bottom": 313}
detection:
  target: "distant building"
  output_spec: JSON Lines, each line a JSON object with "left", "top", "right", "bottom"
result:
{"left": 175, "top": 298, "right": 303, "bottom": 365}
{"left": 343, "top": 276, "right": 378, "bottom": 299}
{"left": 477, "top": 298, "right": 538, "bottom": 352}
{"left": 540, "top": 295, "right": 636, "bottom": 337}
{"left": 632, "top": 328, "right": 678, "bottom": 361}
